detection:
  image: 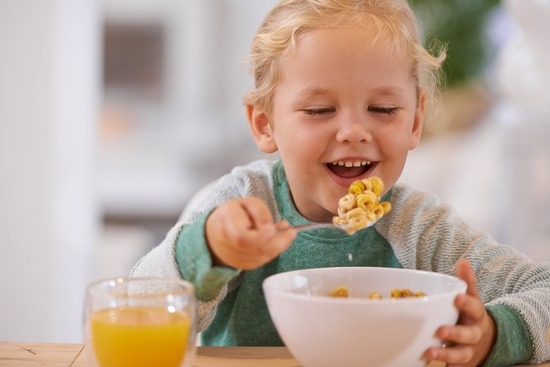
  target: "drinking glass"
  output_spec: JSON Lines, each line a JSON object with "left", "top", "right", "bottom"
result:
{"left": 83, "top": 277, "right": 197, "bottom": 367}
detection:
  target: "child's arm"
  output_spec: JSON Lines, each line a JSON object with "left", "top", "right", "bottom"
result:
{"left": 205, "top": 197, "right": 296, "bottom": 270}
{"left": 164, "top": 197, "right": 296, "bottom": 333}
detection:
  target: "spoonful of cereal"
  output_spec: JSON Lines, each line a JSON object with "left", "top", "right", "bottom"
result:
{"left": 291, "top": 177, "right": 391, "bottom": 235}
{"left": 332, "top": 177, "right": 391, "bottom": 234}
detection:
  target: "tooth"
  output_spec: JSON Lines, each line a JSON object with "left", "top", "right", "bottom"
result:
{"left": 332, "top": 160, "right": 372, "bottom": 167}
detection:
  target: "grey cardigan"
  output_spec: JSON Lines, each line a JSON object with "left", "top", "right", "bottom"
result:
{"left": 131, "top": 159, "right": 550, "bottom": 366}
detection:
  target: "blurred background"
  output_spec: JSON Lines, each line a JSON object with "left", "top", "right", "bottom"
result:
{"left": 1, "top": 0, "right": 549, "bottom": 343}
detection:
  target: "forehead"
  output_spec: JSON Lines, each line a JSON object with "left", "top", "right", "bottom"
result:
{"left": 286, "top": 12, "right": 410, "bottom": 60}
{"left": 278, "top": 25, "right": 415, "bottom": 91}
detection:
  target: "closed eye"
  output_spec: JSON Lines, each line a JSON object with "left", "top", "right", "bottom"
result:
{"left": 368, "top": 106, "right": 400, "bottom": 115}
{"left": 302, "top": 107, "right": 335, "bottom": 116}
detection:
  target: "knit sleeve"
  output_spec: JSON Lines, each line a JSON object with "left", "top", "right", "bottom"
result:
{"left": 482, "top": 304, "right": 533, "bottom": 367}
{"left": 130, "top": 159, "right": 279, "bottom": 332}
{"left": 380, "top": 185, "right": 550, "bottom": 364}
{"left": 175, "top": 211, "right": 240, "bottom": 302}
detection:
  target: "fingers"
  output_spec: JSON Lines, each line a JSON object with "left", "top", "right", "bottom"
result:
{"left": 238, "top": 197, "right": 278, "bottom": 234}
{"left": 455, "top": 259, "right": 486, "bottom": 326}
{"left": 455, "top": 293, "right": 485, "bottom": 325}
{"left": 229, "top": 198, "right": 293, "bottom": 252}
{"left": 425, "top": 343, "right": 474, "bottom": 367}
{"left": 456, "top": 258, "right": 480, "bottom": 299}
{"left": 226, "top": 227, "right": 295, "bottom": 270}
{"left": 210, "top": 226, "right": 294, "bottom": 270}
{"left": 436, "top": 324, "right": 482, "bottom": 347}
{"left": 425, "top": 322, "right": 480, "bottom": 366}
{"left": 219, "top": 198, "right": 274, "bottom": 237}
{"left": 424, "top": 258, "right": 494, "bottom": 367}
{"left": 275, "top": 220, "right": 291, "bottom": 231}
{"left": 206, "top": 198, "right": 297, "bottom": 270}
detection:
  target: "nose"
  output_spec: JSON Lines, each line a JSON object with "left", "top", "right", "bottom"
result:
{"left": 335, "top": 113, "right": 372, "bottom": 144}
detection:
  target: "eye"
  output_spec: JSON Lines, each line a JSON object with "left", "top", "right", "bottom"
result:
{"left": 368, "top": 106, "right": 400, "bottom": 115}
{"left": 302, "top": 107, "right": 335, "bottom": 116}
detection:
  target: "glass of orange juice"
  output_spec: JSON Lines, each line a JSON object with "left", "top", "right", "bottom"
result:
{"left": 83, "top": 277, "right": 197, "bottom": 367}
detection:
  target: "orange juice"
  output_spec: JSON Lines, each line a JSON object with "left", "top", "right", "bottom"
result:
{"left": 91, "top": 306, "right": 191, "bottom": 367}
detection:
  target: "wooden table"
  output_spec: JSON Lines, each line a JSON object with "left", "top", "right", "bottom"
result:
{"left": 1, "top": 341, "right": 549, "bottom": 367}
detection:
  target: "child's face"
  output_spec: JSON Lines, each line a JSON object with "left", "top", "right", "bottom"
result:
{"left": 248, "top": 23, "right": 424, "bottom": 222}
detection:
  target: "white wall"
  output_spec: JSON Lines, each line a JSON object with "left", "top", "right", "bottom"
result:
{"left": 98, "top": 0, "right": 279, "bottom": 216}
{"left": 0, "top": 0, "right": 100, "bottom": 342}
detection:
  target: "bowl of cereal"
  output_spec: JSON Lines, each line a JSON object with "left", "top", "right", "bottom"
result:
{"left": 262, "top": 266, "right": 466, "bottom": 367}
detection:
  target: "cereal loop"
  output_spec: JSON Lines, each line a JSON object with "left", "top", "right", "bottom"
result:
{"left": 381, "top": 201, "right": 392, "bottom": 214}
{"left": 346, "top": 208, "right": 368, "bottom": 229}
{"left": 373, "top": 203, "right": 385, "bottom": 219}
{"left": 356, "top": 192, "right": 377, "bottom": 211}
{"left": 332, "top": 216, "right": 347, "bottom": 226}
{"left": 338, "top": 193, "right": 356, "bottom": 210}
{"left": 369, "top": 292, "right": 383, "bottom": 299}
{"left": 329, "top": 286, "right": 427, "bottom": 299}
{"left": 348, "top": 181, "right": 366, "bottom": 196}
{"left": 329, "top": 285, "right": 349, "bottom": 298}
{"left": 366, "top": 211, "right": 377, "bottom": 222}
{"left": 361, "top": 178, "right": 373, "bottom": 192}
{"left": 369, "top": 177, "right": 384, "bottom": 198}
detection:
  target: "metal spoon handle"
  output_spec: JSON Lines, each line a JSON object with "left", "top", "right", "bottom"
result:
{"left": 291, "top": 219, "right": 379, "bottom": 235}
{"left": 291, "top": 223, "right": 347, "bottom": 233}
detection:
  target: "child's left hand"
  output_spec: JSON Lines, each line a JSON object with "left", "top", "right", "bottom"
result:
{"left": 424, "top": 259, "right": 497, "bottom": 367}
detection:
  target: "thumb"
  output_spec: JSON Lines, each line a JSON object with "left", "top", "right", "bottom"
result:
{"left": 456, "top": 258, "right": 479, "bottom": 299}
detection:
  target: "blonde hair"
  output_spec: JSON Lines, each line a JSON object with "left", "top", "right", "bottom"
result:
{"left": 243, "top": 0, "right": 446, "bottom": 117}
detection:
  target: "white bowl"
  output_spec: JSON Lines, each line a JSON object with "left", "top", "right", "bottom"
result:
{"left": 262, "top": 267, "right": 466, "bottom": 367}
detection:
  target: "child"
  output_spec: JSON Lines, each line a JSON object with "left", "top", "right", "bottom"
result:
{"left": 131, "top": 0, "right": 550, "bottom": 366}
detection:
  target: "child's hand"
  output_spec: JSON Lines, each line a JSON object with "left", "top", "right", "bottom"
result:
{"left": 424, "top": 259, "right": 496, "bottom": 367}
{"left": 205, "top": 197, "right": 296, "bottom": 270}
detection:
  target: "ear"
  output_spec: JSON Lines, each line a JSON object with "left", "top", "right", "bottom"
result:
{"left": 409, "top": 90, "right": 425, "bottom": 150}
{"left": 246, "top": 104, "right": 278, "bottom": 153}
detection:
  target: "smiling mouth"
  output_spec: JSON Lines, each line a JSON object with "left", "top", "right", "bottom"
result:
{"left": 327, "top": 160, "right": 374, "bottom": 179}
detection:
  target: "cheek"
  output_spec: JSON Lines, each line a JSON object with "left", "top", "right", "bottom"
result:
{"left": 380, "top": 131, "right": 409, "bottom": 156}
{"left": 272, "top": 130, "right": 298, "bottom": 153}
{"left": 275, "top": 127, "right": 321, "bottom": 154}
{"left": 382, "top": 122, "right": 418, "bottom": 154}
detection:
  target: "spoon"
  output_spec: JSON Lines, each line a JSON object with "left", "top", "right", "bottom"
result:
{"left": 290, "top": 220, "right": 379, "bottom": 235}
{"left": 291, "top": 222, "right": 349, "bottom": 233}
